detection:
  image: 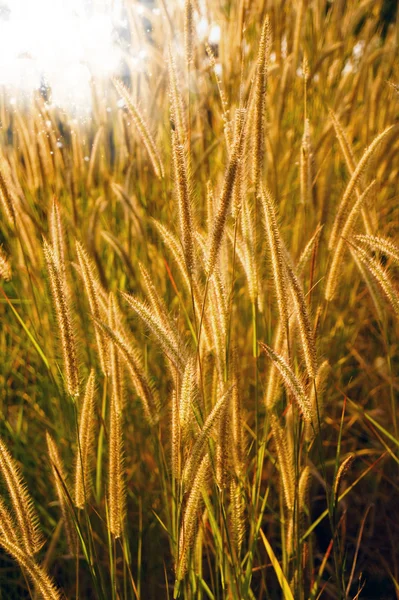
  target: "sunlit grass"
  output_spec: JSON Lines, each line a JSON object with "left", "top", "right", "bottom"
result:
{"left": 0, "top": 1, "right": 398, "bottom": 599}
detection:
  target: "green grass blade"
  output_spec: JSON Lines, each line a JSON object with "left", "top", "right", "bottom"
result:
{"left": 259, "top": 528, "right": 294, "bottom": 600}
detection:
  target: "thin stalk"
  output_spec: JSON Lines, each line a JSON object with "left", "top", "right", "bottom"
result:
{"left": 118, "top": 536, "right": 140, "bottom": 600}
{"left": 137, "top": 496, "right": 142, "bottom": 599}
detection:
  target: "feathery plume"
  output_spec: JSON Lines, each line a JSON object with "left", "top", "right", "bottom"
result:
{"left": 206, "top": 181, "right": 215, "bottom": 233}
{"left": 74, "top": 370, "right": 96, "bottom": 509}
{"left": 305, "top": 360, "right": 330, "bottom": 439}
{"left": 205, "top": 44, "right": 231, "bottom": 145}
{"left": 94, "top": 319, "right": 160, "bottom": 425}
{"left": 328, "top": 107, "right": 372, "bottom": 241}
{"left": 240, "top": 196, "right": 258, "bottom": 305}
{"left": 171, "top": 130, "right": 195, "bottom": 276}
{"left": 0, "top": 157, "right": 17, "bottom": 224}
{"left": 231, "top": 353, "right": 244, "bottom": 475}
{"left": 270, "top": 414, "right": 295, "bottom": 512}
{"left": 46, "top": 433, "right": 77, "bottom": 555}
{"left": 175, "top": 455, "right": 209, "bottom": 586}
{"left": 329, "top": 125, "right": 395, "bottom": 251}
{"left": 153, "top": 220, "right": 213, "bottom": 349}
{"left": 286, "top": 465, "right": 312, "bottom": 556}
{"left": 232, "top": 108, "right": 246, "bottom": 217}
{"left": 0, "top": 537, "right": 62, "bottom": 600}
{"left": 168, "top": 48, "right": 187, "bottom": 146}
{"left": 182, "top": 387, "right": 231, "bottom": 491}
{"left": 216, "top": 392, "right": 230, "bottom": 489}
{"left": 76, "top": 241, "right": 108, "bottom": 374}
{"left": 43, "top": 240, "right": 79, "bottom": 398}
{"left": 350, "top": 242, "right": 399, "bottom": 315}
{"left": 296, "top": 223, "right": 323, "bottom": 276}
{"left": 298, "top": 466, "right": 312, "bottom": 511}
{"left": 107, "top": 293, "right": 126, "bottom": 538}
{"left": 49, "top": 198, "right": 66, "bottom": 273}
{"left": 0, "top": 245, "right": 11, "bottom": 281}
{"left": 325, "top": 180, "right": 377, "bottom": 301}
{"left": 207, "top": 134, "right": 243, "bottom": 277}
{"left": 209, "top": 268, "right": 228, "bottom": 378}
{"left": 329, "top": 110, "right": 360, "bottom": 180}
{"left": 333, "top": 454, "right": 355, "bottom": 503}
{"left": 121, "top": 292, "right": 185, "bottom": 373}
{"left": 260, "top": 343, "right": 313, "bottom": 422}
{"left": 230, "top": 477, "right": 245, "bottom": 558}
{"left": 113, "top": 78, "right": 164, "bottom": 179}
{"left": 184, "top": 0, "right": 194, "bottom": 66}
{"left": 252, "top": 16, "right": 271, "bottom": 190}
{"left": 264, "top": 322, "right": 286, "bottom": 410}
{"left": 171, "top": 390, "right": 181, "bottom": 480}
{"left": 0, "top": 496, "right": 19, "bottom": 544}
{"left": 354, "top": 234, "right": 399, "bottom": 265}
{"left": 139, "top": 263, "right": 171, "bottom": 331}
{"left": 283, "top": 253, "right": 317, "bottom": 378}
{"left": 179, "top": 357, "right": 198, "bottom": 441}
{"left": 259, "top": 187, "right": 289, "bottom": 339}
{"left": 0, "top": 438, "right": 43, "bottom": 555}
{"left": 108, "top": 294, "right": 125, "bottom": 411}
{"left": 352, "top": 250, "right": 386, "bottom": 324}
{"left": 153, "top": 220, "right": 190, "bottom": 289}
{"left": 108, "top": 384, "right": 125, "bottom": 538}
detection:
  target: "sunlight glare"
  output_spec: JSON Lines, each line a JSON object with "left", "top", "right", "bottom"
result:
{"left": 0, "top": 0, "right": 127, "bottom": 112}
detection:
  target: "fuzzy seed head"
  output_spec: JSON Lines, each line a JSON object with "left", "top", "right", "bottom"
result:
{"left": 0, "top": 245, "right": 11, "bottom": 281}
{"left": 74, "top": 370, "right": 96, "bottom": 509}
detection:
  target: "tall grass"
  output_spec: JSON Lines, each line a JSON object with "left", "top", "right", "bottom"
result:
{"left": 0, "top": 1, "right": 399, "bottom": 598}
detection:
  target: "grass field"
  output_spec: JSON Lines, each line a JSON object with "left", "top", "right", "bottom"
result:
{"left": 0, "top": 1, "right": 399, "bottom": 598}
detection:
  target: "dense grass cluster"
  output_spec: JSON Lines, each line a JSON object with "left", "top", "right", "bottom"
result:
{"left": 0, "top": 1, "right": 399, "bottom": 598}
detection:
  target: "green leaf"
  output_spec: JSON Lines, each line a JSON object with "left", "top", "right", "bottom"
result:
{"left": 259, "top": 528, "right": 294, "bottom": 600}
